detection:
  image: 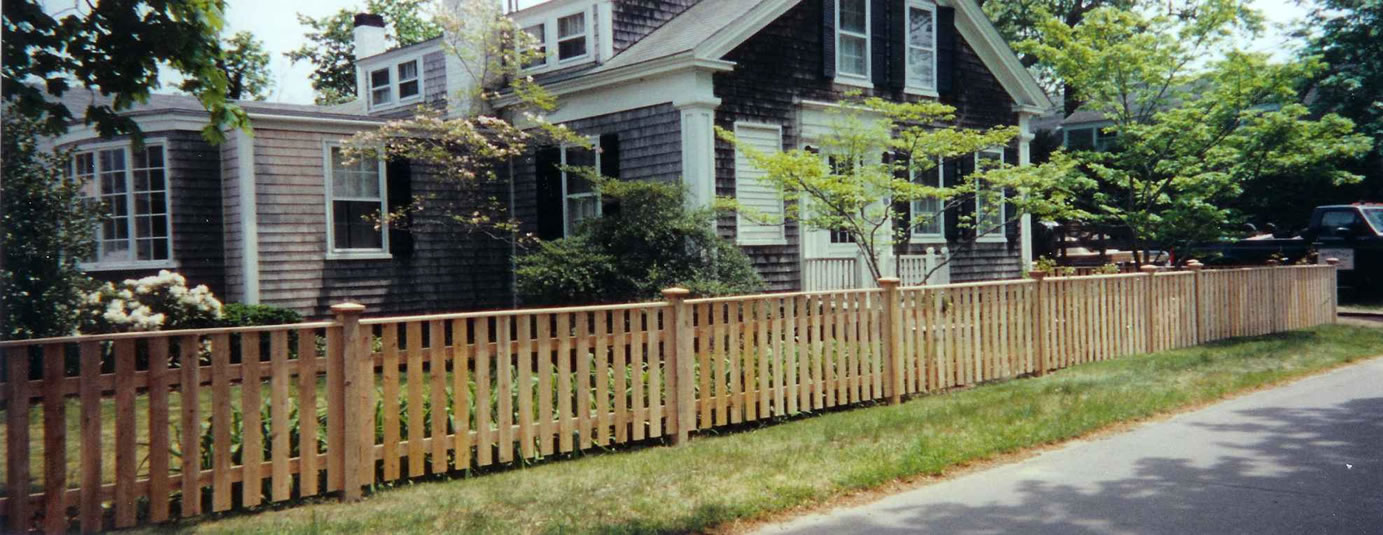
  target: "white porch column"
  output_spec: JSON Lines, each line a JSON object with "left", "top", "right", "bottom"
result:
{"left": 675, "top": 96, "right": 721, "bottom": 211}
{"left": 1018, "top": 112, "right": 1037, "bottom": 271}
{"left": 234, "top": 128, "right": 261, "bottom": 304}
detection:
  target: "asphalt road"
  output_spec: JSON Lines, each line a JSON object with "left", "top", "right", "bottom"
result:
{"left": 759, "top": 357, "right": 1383, "bottom": 535}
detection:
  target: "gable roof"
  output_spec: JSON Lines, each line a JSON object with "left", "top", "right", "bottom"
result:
{"left": 592, "top": 0, "right": 1053, "bottom": 112}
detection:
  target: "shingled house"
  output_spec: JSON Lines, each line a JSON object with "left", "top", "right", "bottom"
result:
{"left": 53, "top": 0, "right": 1051, "bottom": 319}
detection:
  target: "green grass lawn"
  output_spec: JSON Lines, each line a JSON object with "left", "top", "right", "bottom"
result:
{"left": 137, "top": 324, "right": 1383, "bottom": 535}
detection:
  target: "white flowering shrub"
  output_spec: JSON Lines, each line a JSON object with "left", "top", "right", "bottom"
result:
{"left": 80, "top": 270, "right": 224, "bottom": 333}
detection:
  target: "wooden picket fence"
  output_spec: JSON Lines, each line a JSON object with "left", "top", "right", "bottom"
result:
{"left": 0, "top": 265, "right": 1338, "bottom": 532}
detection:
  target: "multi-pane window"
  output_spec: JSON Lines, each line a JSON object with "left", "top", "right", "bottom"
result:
{"left": 827, "top": 154, "right": 859, "bottom": 243}
{"left": 369, "top": 58, "right": 421, "bottom": 109}
{"left": 522, "top": 24, "right": 547, "bottom": 68}
{"left": 326, "top": 146, "right": 387, "bottom": 252}
{"left": 975, "top": 149, "right": 1005, "bottom": 239}
{"left": 561, "top": 141, "right": 600, "bottom": 236}
{"left": 73, "top": 144, "right": 171, "bottom": 265}
{"left": 906, "top": 1, "right": 937, "bottom": 91}
{"left": 557, "top": 13, "right": 588, "bottom": 61}
{"left": 911, "top": 158, "right": 944, "bottom": 238}
{"left": 836, "top": 0, "right": 870, "bottom": 79}
{"left": 397, "top": 60, "right": 419, "bottom": 99}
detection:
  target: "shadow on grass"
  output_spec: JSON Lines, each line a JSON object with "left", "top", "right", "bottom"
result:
{"left": 769, "top": 392, "right": 1383, "bottom": 534}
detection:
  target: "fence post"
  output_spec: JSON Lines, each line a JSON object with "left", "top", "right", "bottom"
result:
{"left": 662, "top": 288, "right": 693, "bottom": 446}
{"left": 879, "top": 277, "right": 904, "bottom": 404}
{"left": 1187, "top": 260, "right": 1203, "bottom": 345}
{"left": 332, "top": 303, "right": 367, "bottom": 501}
{"left": 1030, "top": 271, "right": 1049, "bottom": 376}
{"left": 1141, "top": 265, "right": 1158, "bottom": 353}
{"left": 1326, "top": 258, "right": 1340, "bottom": 322}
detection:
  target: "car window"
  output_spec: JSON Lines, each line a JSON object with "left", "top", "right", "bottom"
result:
{"left": 1320, "top": 210, "right": 1361, "bottom": 232}
{"left": 1363, "top": 208, "right": 1383, "bottom": 234}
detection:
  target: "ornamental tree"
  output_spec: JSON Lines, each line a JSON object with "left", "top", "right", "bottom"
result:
{"left": 1021, "top": 2, "right": 1373, "bottom": 264}
{"left": 717, "top": 96, "right": 1089, "bottom": 284}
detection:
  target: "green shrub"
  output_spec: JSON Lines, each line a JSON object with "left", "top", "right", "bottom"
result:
{"left": 517, "top": 180, "right": 763, "bottom": 306}
{"left": 220, "top": 303, "right": 304, "bottom": 327}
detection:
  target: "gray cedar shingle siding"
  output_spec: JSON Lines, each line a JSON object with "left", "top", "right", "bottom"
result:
{"left": 76, "top": 130, "right": 228, "bottom": 297}
{"left": 712, "top": 0, "right": 1025, "bottom": 287}
{"left": 424, "top": 50, "right": 447, "bottom": 110}
{"left": 612, "top": 0, "right": 702, "bottom": 54}
{"left": 513, "top": 103, "right": 683, "bottom": 238}
{"left": 248, "top": 128, "right": 513, "bottom": 319}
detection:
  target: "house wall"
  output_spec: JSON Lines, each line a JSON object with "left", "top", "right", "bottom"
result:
{"left": 712, "top": 0, "right": 1024, "bottom": 287}
{"left": 245, "top": 128, "right": 513, "bottom": 319}
{"left": 512, "top": 103, "right": 684, "bottom": 235}
{"left": 611, "top": 0, "right": 701, "bottom": 53}
{"left": 70, "top": 129, "right": 227, "bottom": 298}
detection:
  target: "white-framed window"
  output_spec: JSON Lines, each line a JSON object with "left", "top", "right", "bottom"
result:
{"left": 72, "top": 142, "right": 174, "bottom": 269}
{"left": 974, "top": 149, "right": 1006, "bottom": 242}
{"left": 1064, "top": 123, "right": 1117, "bottom": 151}
{"left": 520, "top": 7, "right": 594, "bottom": 71}
{"left": 826, "top": 154, "right": 859, "bottom": 244}
{"left": 910, "top": 157, "right": 944, "bottom": 239}
{"left": 324, "top": 143, "right": 390, "bottom": 257}
{"left": 734, "top": 122, "right": 787, "bottom": 246}
{"left": 560, "top": 139, "right": 601, "bottom": 237}
{"left": 368, "top": 57, "right": 423, "bottom": 110}
{"left": 836, "top": 0, "right": 871, "bottom": 81}
{"left": 905, "top": 0, "right": 938, "bottom": 93}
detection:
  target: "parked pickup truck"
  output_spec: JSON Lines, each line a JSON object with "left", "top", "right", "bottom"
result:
{"left": 1198, "top": 204, "right": 1383, "bottom": 290}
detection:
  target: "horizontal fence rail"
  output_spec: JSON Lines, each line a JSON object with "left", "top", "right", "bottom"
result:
{"left": 1, "top": 265, "right": 1337, "bottom": 532}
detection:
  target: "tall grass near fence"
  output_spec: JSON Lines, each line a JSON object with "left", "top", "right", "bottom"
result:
{"left": 0, "top": 265, "right": 1337, "bottom": 533}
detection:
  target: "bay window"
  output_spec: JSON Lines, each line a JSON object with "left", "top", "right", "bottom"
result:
{"left": 73, "top": 143, "right": 172, "bottom": 268}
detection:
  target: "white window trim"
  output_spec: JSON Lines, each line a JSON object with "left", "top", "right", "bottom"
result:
{"left": 520, "top": 5, "right": 597, "bottom": 74}
{"left": 366, "top": 54, "right": 425, "bottom": 112}
{"left": 974, "top": 148, "right": 1007, "bottom": 243}
{"left": 904, "top": 0, "right": 939, "bottom": 97}
{"left": 835, "top": 0, "right": 872, "bottom": 85}
{"left": 75, "top": 139, "right": 177, "bottom": 271}
{"left": 323, "top": 141, "right": 392, "bottom": 260}
{"left": 910, "top": 157, "right": 945, "bottom": 243}
{"left": 560, "top": 137, "right": 602, "bottom": 237}
{"left": 735, "top": 122, "right": 788, "bottom": 247}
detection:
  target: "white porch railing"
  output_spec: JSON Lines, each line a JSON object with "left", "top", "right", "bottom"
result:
{"left": 803, "top": 247, "right": 951, "bottom": 291}
{"left": 898, "top": 246, "right": 951, "bottom": 286}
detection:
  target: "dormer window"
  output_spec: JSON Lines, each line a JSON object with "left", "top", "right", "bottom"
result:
{"left": 519, "top": 5, "right": 600, "bottom": 72}
{"left": 368, "top": 57, "right": 423, "bottom": 110}
{"left": 906, "top": 0, "right": 938, "bottom": 93}
{"left": 836, "top": 0, "right": 870, "bottom": 80}
{"left": 557, "top": 13, "right": 588, "bottom": 62}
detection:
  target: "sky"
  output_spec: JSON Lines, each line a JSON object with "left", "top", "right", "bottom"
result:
{"left": 44, "top": 0, "right": 1315, "bottom": 105}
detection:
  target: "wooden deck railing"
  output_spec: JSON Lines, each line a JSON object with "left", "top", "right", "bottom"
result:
{"left": 0, "top": 264, "right": 1338, "bottom": 533}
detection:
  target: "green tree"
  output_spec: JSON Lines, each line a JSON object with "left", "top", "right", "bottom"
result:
{"left": 1, "top": 116, "right": 101, "bottom": 339}
{"left": 1299, "top": 0, "right": 1383, "bottom": 203}
{"left": 2, "top": 0, "right": 248, "bottom": 142}
{"left": 218, "top": 31, "right": 272, "bottom": 101}
{"left": 1021, "top": 2, "right": 1373, "bottom": 264}
{"left": 286, "top": 0, "right": 442, "bottom": 105}
{"left": 717, "top": 96, "right": 1089, "bottom": 284}
{"left": 517, "top": 181, "right": 764, "bottom": 306}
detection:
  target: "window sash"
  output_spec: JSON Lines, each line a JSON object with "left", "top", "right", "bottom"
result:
{"left": 560, "top": 139, "right": 601, "bottom": 237}
{"left": 326, "top": 145, "right": 388, "bottom": 253}
{"left": 370, "top": 68, "right": 392, "bottom": 106}
{"left": 836, "top": 0, "right": 871, "bottom": 78}
{"left": 975, "top": 150, "right": 1005, "bottom": 237}
{"left": 911, "top": 158, "right": 944, "bottom": 237}
{"left": 556, "top": 13, "right": 588, "bottom": 61}
{"left": 74, "top": 144, "right": 172, "bottom": 265}
{"left": 906, "top": 3, "right": 937, "bottom": 90}
{"left": 397, "top": 60, "right": 420, "bottom": 99}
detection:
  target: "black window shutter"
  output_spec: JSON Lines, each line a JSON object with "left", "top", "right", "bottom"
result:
{"left": 535, "top": 146, "right": 564, "bottom": 240}
{"left": 386, "top": 159, "right": 414, "bottom": 259}
{"left": 889, "top": 152, "right": 911, "bottom": 236}
{"left": 599, "top": 133, "right": 621, "bottom": 217}
{"left": 936, "top": 6, "right": 956, "bottom": 95}
{"left": 888, "top": 0, "right": 907, "bottom": 92}
{"left": 871, "top": 0, "right": 890, "bottom": 88}
{"left": 821, "top": 0, "right": 837, "bottom": 79}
